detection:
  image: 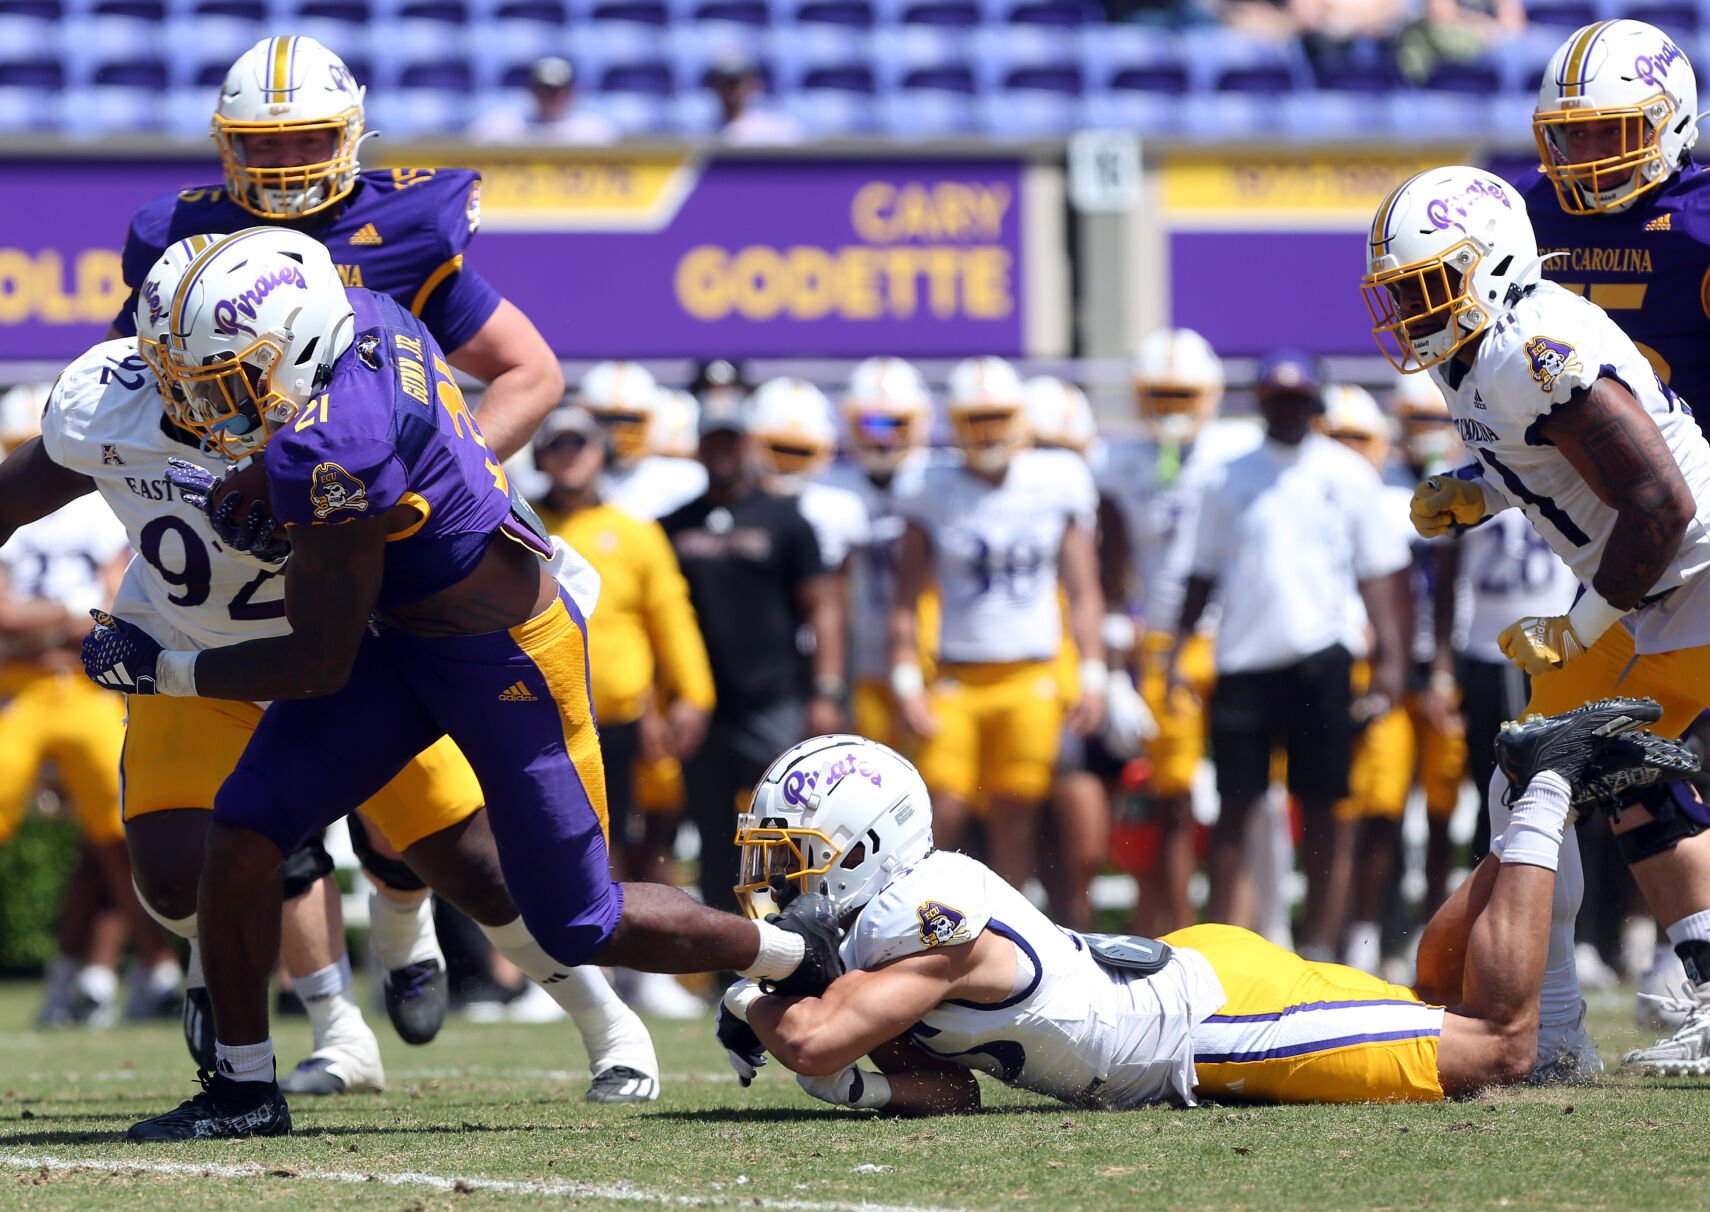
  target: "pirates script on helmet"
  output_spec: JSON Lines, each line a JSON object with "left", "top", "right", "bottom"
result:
{"left": 213, "top": 266, "right": 309, "bottom": 337}
{"left": 1425, "top": 178, "right": 1512, "bottom": 236}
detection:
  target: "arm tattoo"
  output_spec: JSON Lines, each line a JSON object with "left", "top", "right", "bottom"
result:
{"left": 1554, "top": 382, "right": 1693, "bottom": 609}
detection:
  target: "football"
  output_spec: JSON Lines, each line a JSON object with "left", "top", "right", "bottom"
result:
{"left": 206, "top": 458, "right": 286, "bottom": 544}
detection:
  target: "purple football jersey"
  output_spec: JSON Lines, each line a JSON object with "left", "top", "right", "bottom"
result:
{"left": 1523, "top": 165, "right": 1710, "bottom": 416}
{"left": 265, "top": 288, "right": 544, "bottom": 608}
{"left": 115, "top": 169, "right": 500, "bottom": 355}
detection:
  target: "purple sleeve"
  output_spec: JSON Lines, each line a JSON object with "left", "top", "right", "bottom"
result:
{"left": 267, "top": 432, "right": 406, "bottom": 529}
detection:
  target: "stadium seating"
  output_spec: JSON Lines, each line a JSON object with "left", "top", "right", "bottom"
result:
{"left": 6, "top": 0, "right": 1709, "bottom": 138}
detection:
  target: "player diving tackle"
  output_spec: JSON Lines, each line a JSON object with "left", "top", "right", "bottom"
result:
{"left": 75, "top": 226, "right": 843, "bottom": 1141}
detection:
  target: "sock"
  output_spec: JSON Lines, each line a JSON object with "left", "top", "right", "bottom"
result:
{"left": 1343, "top": 922, "right": 1381, "bottom": 975}
{"left": 186, "top": 940, "right": 204, "bottom": 991}
{"left": 292, "top": 956, "right": 363, "bottom": 1051}
{"left": 214, "top": 1038, "right": 276, "bottom": 1084}
{"left": 368, "top": 893, "right": 443, "bottom": 971}
{"left": 1490, "top": 768, "right": 1583, "bottom": 1032}
{"left": 479, "top": 917, "right": 654, "bottom": 1072}
{"left": 1667, "top": 912, "right": 1710, "bottom": 985}
{"left": 738, "top": 919, "right": 805, "bottom": 982}
{"left": 148, "top": 957, "right": 184, "bottom": 996}
{"left": 75, "top": 964, "right": 118, "bottom": 1006}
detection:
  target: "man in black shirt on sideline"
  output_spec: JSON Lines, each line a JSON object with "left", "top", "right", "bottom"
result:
{"left": 660, "top": 398, "right": 845, "bottom": 913}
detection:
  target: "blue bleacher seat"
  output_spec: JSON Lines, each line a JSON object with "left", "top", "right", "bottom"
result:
{"left": 971, "top": 24, "right": 1075, "bottom": 91}
{"left": 1615, "top": 2, "right": 1700, "bottom": 33}
{"left": 165, "top": 84, "right": 217, "bottom": 134}
{"left": 770, "top": 22, "right": 871, "bottom": 84}
{"left": 583, "top": 90, "right": 669, "bottom": 132}
{"left": 472, "top": 13, "right": 572, "bottom": 87}
{"left": 0, "top": 85, "right": 63, "bottom": 131}
{"left": 668, "top": 20, "right": 766, "bottom": 86}
{"left": 193, "top": 0, "right": 265, "bottom": 16}
{"left": 668, "top": 87, "right": 720, "bottom": 132}
{"left": 398, "top": 58, "right": 474, "bottom": 89}
{"left": 980, "top": 86, "right": 1077, "bottom": 136}
{"left": 289, "top": 0, "right": 375, "bottom": 18}
{"left": 165, "top": 15, "right": 265, "bottom": 87}
{"left": 1522, "top": 0, "right": 1599, "bottom": 29}
{"left": 1502, "top": 27, "right": 1571, "bottom": 94}
{"left": 692, "top": 0, "right": 767, "bottom": 21}
{"left": 981, "top": 0, "right": 1088, "bottom": 25}
{"left": 1080, "top": 87, "right": 1177, "bottom": 135}
{"left": 0, "top": 58, "right": 64, "bottom": 89}
{"left": 872, "top": 23, "right": 970, "bottom": 89}
{"left": 63, "top": 81, "right": 165, "bottom": 135}
{"left": 1283, "top": 89, "right": 1401, "bottom": 139}
{"left": 878, "top": 85, "right": 973, "bottom": 134}
{"left": 788, "top": 85, "right": 873, "bottom": 134}
{"left": 786, "top": 0, "right": 872, "bottom": 24}
{"left": 1181, "top": 27, "right": 1308, "bottom": 94}
{"left": 1424, "top": 55, "right": 1501, "bottom": 95}
{"left": 600, "top": 61, "right": 674, "bottom": 92}
{"left": 0, "top": 0, "right": 64, "bottom": 18}
{"left": 366, "top": 84, "right": 468, "bottom": 135}
{"left": 590, "top": 0, "right": 666, "bottom": 20}
{"left": 874, "top": 0, "right": 978, "bottom": 25}
{"left": 0, "top": 12, "right": 61, "bottom": 60}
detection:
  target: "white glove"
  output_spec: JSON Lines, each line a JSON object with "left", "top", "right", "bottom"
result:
{"left": 1099, "top": 670, "right": 1158, "bottom": 758}
{"left": 797, "top": 1065, "right": 892, "bottom": 1109}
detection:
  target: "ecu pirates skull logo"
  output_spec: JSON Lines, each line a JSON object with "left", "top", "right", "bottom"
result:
{"left": 1524, "top": 336, "right": 1582, "bottom": 393}
{"left": 917, "top": 901, "right": 972, "bottom": 947}
{"left": 310, "top": 461, "right": 369, "bottom": 518}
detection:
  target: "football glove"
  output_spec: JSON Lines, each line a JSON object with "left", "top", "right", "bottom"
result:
{"left": 1100, "top": 670, "right": 1158, "bottom": 758}
{"left": 81, "top": 610, "right": 165, "bottom": 694}
{"left": 716, "top": 980, "right": 767, "bottom": 1088}
{"left": 797, "top": 1066, "right": 891, "bottom": 1110}
{"left": 1410, "top": 475, "right": 1489, "bottom": 539}
{"left": 167, "top": 457, "right": 291, "bottom": 564}
{"left": 1498, "top": 593, "right": 1624, "bottom": 676}
{"left": 760, "top": 892, "right": 844, "bottom": 998}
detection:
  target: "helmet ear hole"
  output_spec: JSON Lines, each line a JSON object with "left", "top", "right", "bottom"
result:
{"left": 840, "top": 841, "right": 867, "bottom": 871}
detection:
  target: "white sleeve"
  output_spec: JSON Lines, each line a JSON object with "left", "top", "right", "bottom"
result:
{"left": 847, "top": 869, "right": 992, "bottom": 969}
{"left": 1348, "top": 462, "right": 1411, "bottom": 581}
{"left": 1483, "top": 300, "right": 1605, "bottom": 434}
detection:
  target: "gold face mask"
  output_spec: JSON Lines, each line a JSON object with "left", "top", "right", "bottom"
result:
{"left": 160, "top": 338, "right": 295, "bottom": 459}
{"left": 1361, "top": 242, "right": 1487, "bottom": 373}
{"left": 214, "top": 110, "right": 363, "bottom": 220}
{"left": 1533, "top": 102, "right": 1669, "bottom": 214}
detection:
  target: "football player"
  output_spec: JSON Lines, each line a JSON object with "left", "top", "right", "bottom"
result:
{"left": 889, "top": 356, "right": 1107, "bottom": 889}
{"left": 1366, "top": 164, "right": 1710, "bottom": 1077}
{"left": 0, "top": 398, "right": 180, "bottom": 1027}
{"left": 820, "top": 357, "right": 935, "bottom": 752}
{"left": 1094, "top": 329, "right": 1256, "bottom": 936}
{"left": 109, "top": 36, "right": 561, "bottom": 463}
{"left": 3, "top": 236, "right": 666, "bottom": 1103}
{"left": 578, "top": 361, "right": 708, "bottom": 521}
{"left": 718, "top": 710, "right": 1693, "bottom": 1111}
{"left": 77, "top": 229, "right": 841, "bottom": 1139}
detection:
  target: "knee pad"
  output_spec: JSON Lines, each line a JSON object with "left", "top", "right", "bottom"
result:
{"left": 1613, "top": 782, "right": 1710, "bottom": 866}
{"left": 346, "top": 814, "right": 427, "bottom": 893}
{"left": 281, "top": 834, "right": 335, "bottom": 901}
{"left": 132, "top": 877, "right": 197, "bottom": 941}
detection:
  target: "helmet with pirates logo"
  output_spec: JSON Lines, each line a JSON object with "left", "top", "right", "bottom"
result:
{"left": 1534, "top": 20, "right": 1699, "bottom": 215}
{"left": 843, "top": 356, "right": 930, "bottom": 476}
{"left": 1361, "top": 165, "right": 1538, "bottom": 373}
{"left": 152, "top": 226, "right": 353, "bottom": 460}
{"left": 1130, "top": 328, "right": 1223, "bottom": 444}
{"left": 214, "top": 36, "right": 368, "bottom": 220}
{"left": 735, "top": 734, "right": 933, "bottom": 921}
{"left": 135, "top": 233, "right": 224, "bottom": 409}
{"left": 1318, "top": 383, "right": 1393, "bottom": 472}
{"left": 1023, "top": 375, "right": 1096, "bottom": 454}
{"left": 749, "top": 377, "right": 837, "bottom": 479}
{"left": 577, "top": 361, "right": 658, "bottom": 467}
{"left": 946, "top": 355, "right": 1028, "bottom": 473}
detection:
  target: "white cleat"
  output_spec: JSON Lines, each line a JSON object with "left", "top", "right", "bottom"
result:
{"left": 1624, "top": 982, "right": 1710, "bottom": 1076}
{"left": 1529, "top": 1000, "right": 1603, "bottom": 1085}
{"left": 583, "top": 1002, "right": 660, "bottom": 1104}
{"left": 279, "top": 1031, "right": 386, "bottom": 1095}
{"left": 627, "top": 970, "right": 708, "bottom": 1021}
{"left": 586, "top": 1063, "right": 659, "bottom": 1104}
{"left": 1637, "top": 951, "right": 1691, "bottom": 1030}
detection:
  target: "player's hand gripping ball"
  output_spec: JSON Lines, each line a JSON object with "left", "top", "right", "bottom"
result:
{"left": 167, "top": 457, "right": 291, "bottom": 564}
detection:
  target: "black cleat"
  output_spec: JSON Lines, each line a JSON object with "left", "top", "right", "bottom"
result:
{"left": 182, "top": 986, "right": 216, "bottom": 1071}
{"left": 1495, "top": 697, "right": 1662, "bottom": 797}
{"left": 760, "top": 892, "right": 844, "bottom": 998}
{"left": 384, "top": 959, "right": 448, "bottom": 1045}
{"left": 1572, "top": 730, "right": 1702, "bottom": 815}
{"left": 128, "top": 1070, "right": 291, "bottom": 1142}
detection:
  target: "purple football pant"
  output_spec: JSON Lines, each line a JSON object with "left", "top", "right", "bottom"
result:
{"left": 214, "top": 586, "right": 621, "bottom": 965}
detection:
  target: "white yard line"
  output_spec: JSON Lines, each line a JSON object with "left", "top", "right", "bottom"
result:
{"left": 0, "top": 1153, "right": 971, "bottom": 1212}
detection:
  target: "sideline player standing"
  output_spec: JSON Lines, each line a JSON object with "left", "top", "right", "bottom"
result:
{"left": 1365, "top": 163, "right": 1710, "bottom": 1076}
{"left": 77, "top": 229, "right": 840, "bottom": 1139}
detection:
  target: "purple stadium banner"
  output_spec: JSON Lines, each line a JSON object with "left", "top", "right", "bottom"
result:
{"left": 0, "top": 155, "right": 1026, "bottom": 362}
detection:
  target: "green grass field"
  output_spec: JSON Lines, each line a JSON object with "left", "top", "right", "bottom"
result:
{"left": 0, "top": 981, "right": 1707, "bottom": 1210}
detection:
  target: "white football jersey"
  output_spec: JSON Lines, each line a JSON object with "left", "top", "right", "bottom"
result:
{"left": 896, "top": 449, "right": 1097, "bottom": 664}
{"left": 822, "top": 456, "right": 930, "bottom": 681}
{"left": 845, "top": 850, "right": 1225, "bottom": 1109}
{"left": 1094, "top": 419, "right": 1261, "bottom": 635}
{"left": 1457, "top": 510, "right": 1578, "bottom": 664}
{"left": 0, "top": 494, "right": 129, "bottom": 614}
{"left": 38, "top": 340, "right": 288, "bottom": 652}
{"left": 793, "top": 479, "right": 870, "bottom": 570}
{"left": 605, "top": 455, "right": 707, "bottom": 521}
{"left": 1430, "top": 281, "right": 1710, "bottom": 652}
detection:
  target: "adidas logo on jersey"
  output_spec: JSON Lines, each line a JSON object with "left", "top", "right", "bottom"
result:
{"left": 349, "top": 223, "right": 383, "bottom": 246}
{"left": 498, "top": 681, "right": 538, "bottom": 702}
{"left": 1645, "top": 213, "right": 1672, "bottom": 232}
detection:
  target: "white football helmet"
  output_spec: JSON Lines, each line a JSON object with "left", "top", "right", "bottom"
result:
{"left": 153, "top": 226, "right": 353, "bottom": 459}
{"left": 735, "top": 734, "right": 933, "bottom": 922}
{"left": 843, "top": 356, "right": 930, "bottom": 477}
{"left": 1319, "top": 384, "right": 1393, "bottom": 472}
{"left": 1130, "top": 328, "right": 1223, "bottom": 444}
{"left": 1534, "top": 20, "right": 1699, "bottom": 215}
{"left": 135, "top": 232, "right": 224, "bottom": 408}
{"left": 1023, "top": 376, "right": 1096, "bottom": 454}
{"left": 749, "top": 377, "right": 837, "bottom": 479}
{"left": 577, "top": 361, "right": 658, "bottom": 467}
{"left": 214, "top": 36, "right": 368, "bottom": 221}
{"left": 946, "top": 356, "right": 1028, "bottom": 473}
{"left": 649, "top": 387, "right": 700, "bottom": 460}
{"left": 1390, "top": 371, "right": 1461, "bottom": 471}
{"left": 1362, "top": 166, "right": 1539, "bottom": 373}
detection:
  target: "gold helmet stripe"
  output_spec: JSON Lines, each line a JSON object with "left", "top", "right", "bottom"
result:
{"left": 1368, "top": 170, "right": 1431, "bottom": 259}
{"left": 1560, "top": 21, "right": 1614, "bottom": 100}
{"left": 170, "top": 227, "right": 274, "bottom": 337}
{"left": 268, "top": 35, "right": 296, "bottom": 101}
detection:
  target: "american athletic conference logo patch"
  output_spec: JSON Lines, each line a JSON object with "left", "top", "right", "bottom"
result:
{"left": 917, "top": 901, "right": 972, "bottom": 947}
{"left": 1524, "top": 336, "right": 1582, "bottom": 393}
{"left": 310, "top": 461, "right": 369, "bottom": 518}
